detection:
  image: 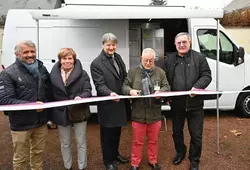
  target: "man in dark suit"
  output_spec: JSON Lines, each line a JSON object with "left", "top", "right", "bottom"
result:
{"left": 90, "top": 33, "right": 129, "bottom": 170}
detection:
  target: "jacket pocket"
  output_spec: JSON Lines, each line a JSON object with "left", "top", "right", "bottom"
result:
{"left": 149, "top": 106, "right": 162, "bottom": 119}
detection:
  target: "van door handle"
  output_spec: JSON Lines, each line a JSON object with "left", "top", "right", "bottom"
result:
{"left": 52, "top": 59, "right": 56, "bottom": 63}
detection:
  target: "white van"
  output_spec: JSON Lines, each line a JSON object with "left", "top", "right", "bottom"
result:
{"left": 2, "top": 4, "right": 250, "bottom": 117}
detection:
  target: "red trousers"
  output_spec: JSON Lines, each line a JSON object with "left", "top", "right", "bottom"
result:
{"left": 131, "top": 121, "right": 162, "bottom": 166}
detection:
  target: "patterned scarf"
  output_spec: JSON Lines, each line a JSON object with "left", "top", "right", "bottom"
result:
{"left": 140, "top": 65, "right": 154, "bottom": 106}
{"left": 17, "top": 58, "right": 39, "bottom": 78}
{"left": 61, "top": 66, "right": 74, "bottom": 86}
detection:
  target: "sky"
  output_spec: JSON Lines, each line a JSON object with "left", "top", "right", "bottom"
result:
{"left": 67, "top": 0, "right": 234, "bottom": 8}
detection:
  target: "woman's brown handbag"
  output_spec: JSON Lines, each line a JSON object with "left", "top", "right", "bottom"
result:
{"left": 67, "top": 104, "right": 90, "bottom": 123}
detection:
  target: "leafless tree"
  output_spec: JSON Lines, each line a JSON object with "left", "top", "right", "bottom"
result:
{"left": 0, "top": 15, "right": 6, "bottom": 26}
{"left": 149, "top": 0, "right": 167, "bottom": 5}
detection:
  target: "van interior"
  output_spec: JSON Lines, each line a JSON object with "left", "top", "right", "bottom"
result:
{"left": 128, "top": 19, "right": 188, "bottom": 68}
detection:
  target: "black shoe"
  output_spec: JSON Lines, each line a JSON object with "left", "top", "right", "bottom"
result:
{"left": 116, "top": 155, "right": 129, "bottom": 164}
{"left": 79, "top": 169, "right": 84, "bottom": 170}
{"left": 105, "top": 164, "right": 117, "bottom": 170}
{"left": 172, "top": 147, "right": 187, "bottom": 165}
{"left": 66, "top": 168, "right": 72, "bottom": 170}
{"left": 130, "top": 166, "right": 139, "bottom": 170}
{"left": 190, "top": 164, "right": 199, "bottom": 170}
{"left": 148, "top": 163, "right": 161, "bottom": 170}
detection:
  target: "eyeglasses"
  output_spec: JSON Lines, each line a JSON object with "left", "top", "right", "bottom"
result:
{"left": 142, "top": 58, "right": 154, "bottom": 64}
{"left": 175, "top": 41, "right": 188, "bottom": 46}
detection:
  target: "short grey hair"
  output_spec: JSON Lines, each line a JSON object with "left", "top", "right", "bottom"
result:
{"left": 142, "top": 48, "right": 156, "bottom": 59}
{"left": 14, "top": 40, "right": 36, "bottom": 53}
{"left": 175, "top": 32, "right": 191, "bottom": 41}
{"left": 102, "top": 33, "right": 118, "bottom": 44}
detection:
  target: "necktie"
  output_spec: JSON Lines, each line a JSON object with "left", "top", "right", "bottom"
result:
{"left": 112, "top": 57, "right": 120, "bottom": 75}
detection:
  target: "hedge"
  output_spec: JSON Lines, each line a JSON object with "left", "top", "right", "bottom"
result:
{"left": 221, "top": 8, "right": 250, "bottom": 27}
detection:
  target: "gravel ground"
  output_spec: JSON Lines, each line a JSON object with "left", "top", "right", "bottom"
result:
{"left": 0, "top": 111, "right": 249, "bottom": 170}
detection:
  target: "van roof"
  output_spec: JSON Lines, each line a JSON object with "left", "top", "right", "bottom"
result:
{"left": 29, "top": 4, "right": 224, "bottom": 20}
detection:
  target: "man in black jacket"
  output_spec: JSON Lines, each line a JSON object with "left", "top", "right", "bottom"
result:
{"left": 0, "top": 40, "right": 51, "bottom": 170}
{"left": 91, "top": 33, "right": 129, "bottom": 170}
{"left": 164, "top": 32, "right": 212, "bottom": 170}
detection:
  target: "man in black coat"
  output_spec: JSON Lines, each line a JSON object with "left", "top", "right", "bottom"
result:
{"left": 91, "top": 33, "right": 129, "bottom": 170}
{"left": 0, "top": 40, "right": 51, "bottom": 170}
{"left": 164, "top": 32, "right": 212, "bottom": 170}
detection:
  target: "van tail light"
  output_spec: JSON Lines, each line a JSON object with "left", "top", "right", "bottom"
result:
{"left": 1, "top": 65, "right": 5, "bottom": 70}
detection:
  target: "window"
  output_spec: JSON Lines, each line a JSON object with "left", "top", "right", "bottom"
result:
{"left": 197, "top": 29, "right": 235, "bottom": 65}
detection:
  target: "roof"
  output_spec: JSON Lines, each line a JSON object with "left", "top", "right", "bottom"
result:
{"left": 28, "top": 4, "right": 224, "bottom": 20}
{"left": 224, "top": 0, "right": 250, "bottom": 13}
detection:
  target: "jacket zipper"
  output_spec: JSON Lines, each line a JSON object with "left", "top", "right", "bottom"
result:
{"left": 184, "top": 58, "right": 188, "bottom": 112}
